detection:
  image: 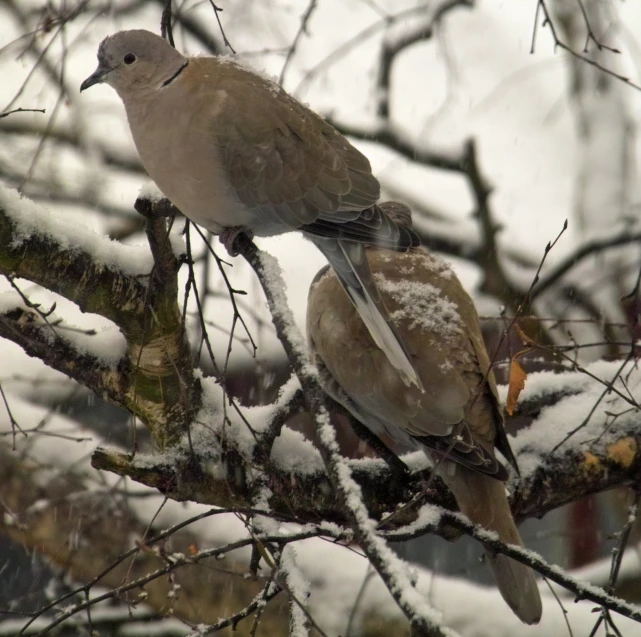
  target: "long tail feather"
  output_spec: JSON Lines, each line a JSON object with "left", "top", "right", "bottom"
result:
{"left": 440, "top": 463, "right": 543, "bottom": 625}
{"left": 309, "top": 236, "right": 422, "bottom": 390}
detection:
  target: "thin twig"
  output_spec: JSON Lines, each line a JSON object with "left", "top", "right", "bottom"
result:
{"left": 0, "top": 107, "right": 45, "bottom": 118}
{"left": 279, "top": 0, "right": 317, "bottom": 86}
{"left": 0, "top": 383, "right": 25, "bottom": 450}
{"left": 533, "top": 0, "right": 640, "bottom": 92}
{"left": 207, "top": 1, "right": 235, "bottom": 53}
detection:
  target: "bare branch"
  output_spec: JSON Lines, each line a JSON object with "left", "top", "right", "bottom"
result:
{"left": 533, "top": 0, "right": 639, "bottom": 92}
{"left": 0, "top": 107, "right": 45, "bottom": 118}
{"left": 376, "top": 0, "right": 472, "bottom": 117}
{"left": 279, "top": 0, "right": 318, "bottom": 86}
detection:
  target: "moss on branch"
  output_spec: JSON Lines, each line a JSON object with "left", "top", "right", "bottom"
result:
{"left": 0, "top": 198, "right": 198, "bottom": 449}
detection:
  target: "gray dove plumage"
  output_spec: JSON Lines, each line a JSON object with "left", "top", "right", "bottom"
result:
{"left": 80, "top": 29, "right": 421, "bottom": 388}
{"left": 307, "top": 202, "right": 543, "bottom": 625}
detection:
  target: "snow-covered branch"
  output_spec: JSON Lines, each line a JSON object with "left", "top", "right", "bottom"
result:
{"left": 0, "top": 303, "right": 126, "bottom": 408}
{"left": 3, "top": 184, "right": 641, "bottom": 633}
{"left": 0, "top": 185, "right": 150, "bottom": 329}
{"left": 0, "top": 188, "right": 197, "bottom": 447}
{"left": 235, "top": 234, "right": 453, "bottom": 637}
{"left": 3, "top": 2, "right": 641, "bottom": 634}
{"left": 90, "top": 399, "right": 641, "bottom": 532}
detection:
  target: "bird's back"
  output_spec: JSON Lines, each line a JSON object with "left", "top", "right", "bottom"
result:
{"left": 307, "top": 246, "right": 507, "bottom": 476}
{"left": 123, "top": 54, "right": 382, "bottom": 236}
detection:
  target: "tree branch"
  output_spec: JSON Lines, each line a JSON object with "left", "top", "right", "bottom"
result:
{"left": 91, "top": 423, "right": 641, "bottom": 531}
{"left": 0, "top": 191, "right": 198, "bottom": 448}
{"left": 0, "top": 196, "right": 149, "bottom": 331}
{"left": 0, "top": 305, "right": 127, "bottom": 406}
{"left": 233, "top": 235, "right": 450, "bottom": 637}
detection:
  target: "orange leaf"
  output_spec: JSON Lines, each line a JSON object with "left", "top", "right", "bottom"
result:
{"left": 514, "top": 323, "right": 535, "bottom": 347}
{"left": 506, "top": 358, "right": 527, "bottom": 416}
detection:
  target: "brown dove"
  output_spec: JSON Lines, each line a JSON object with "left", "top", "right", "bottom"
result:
{"left": 80, "top": 29, "right": 421, "bottom": 388}
{"left": 306, "top": 202, "right": 542, "bottom": 624}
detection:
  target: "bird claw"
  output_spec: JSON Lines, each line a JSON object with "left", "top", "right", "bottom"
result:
{"left": 219, "top": 226, "right": 254, "bottom": 257}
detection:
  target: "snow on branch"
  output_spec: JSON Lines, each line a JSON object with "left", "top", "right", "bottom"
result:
{"left": 234, "top": 234, "right": 454, "bottom": 637}
{"left": 387, "top": 504, "right": 641, "bottom": 625}
{"left": 278, "top": 545, "right": 312, "bottom": 637}
{"left": 92, "top": 356, "right": 641, "bottom": 533}
{"left": 3, "top": 401, "right": 641, "bottom": 636}
{"left": 0, "top": 187, "right": 197, "bottom": 447}
{"left": 0, "top": 303, "right": 126, "bottom": 408}
{"left": 5, "top": 404, "right": 639, "bottom": 637}
{"left": 6, "top": 342, "right": 641, "bottom": 634}
{"left": 0, "top": 184, "right": 151, "bottom": 328}
{"left": 1, "top": 187, "right": 639, "bottom": 537}
{"left": 2, "top": 186, "right": 641, "bottom": 632}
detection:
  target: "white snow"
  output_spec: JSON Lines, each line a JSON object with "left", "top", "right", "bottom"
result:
{"left": 0, "top": 183, "right": 153, "bottom": 277}
{"left": 2, "top": 391, "right": 641, "bottom": 636}
{"left": 507, "top": 358, "right": 641, "bottom": 478}
{"left": 314, "top": 406, "right": 456, "bottom": 635}
{"left": 280, "top": 544, "right": 311, "bottom": 637}
{"left": 138, "top": 181, "right": 165, "bottom": 202}
{"left": 255, "top": 249, "right": 319, "bottom": 379}
{"left": 0, "top": 288, "right": 126, "bottom": 368}
{"left": 375, "top": 273, "right": 463, "bottom": 338}
{"left": 563, "top": 540, "right": 641, "bottom": 590}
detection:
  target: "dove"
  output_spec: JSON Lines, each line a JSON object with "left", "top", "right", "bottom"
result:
{"left": 306, "top": 201, "right": 543, "bottom": 624}
{"left": 80, "top": 29, "right": 421, "bottom": 388}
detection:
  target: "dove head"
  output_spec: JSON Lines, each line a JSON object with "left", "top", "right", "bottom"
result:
{"left": 80, "top": 30, "right": 186, "bottom": 97}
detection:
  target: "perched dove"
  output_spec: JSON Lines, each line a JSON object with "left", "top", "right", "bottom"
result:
{"left": 80, "top": 29, "right": 421, "bottom": 388}
{"left": 307, "top": 202, "right": 543, "bottom": 625}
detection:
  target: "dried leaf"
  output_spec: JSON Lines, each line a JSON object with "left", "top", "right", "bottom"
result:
{"left": 506, "top": 358, "right": 527, "bottom": 416}
{"left": 514, "top": 323, "right": 535, "bottom": 347}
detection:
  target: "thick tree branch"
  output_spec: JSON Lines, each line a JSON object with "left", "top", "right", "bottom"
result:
{"left": 91, "top": 425, "right": 641, "bottom": 531}
{"left": 0, "top": 305, "right": 127, "bottom": 406}
{"left": 91, "top": 442, "right": 438, "bottom": 527}
{"left": 0, "top": 192, "right": 197, "bottom": 448}
{"left": 0, "top": 198, "right": 148, "bottom": 331}
{"left": 3, "top": 192, "right": 639, "bottom": 539}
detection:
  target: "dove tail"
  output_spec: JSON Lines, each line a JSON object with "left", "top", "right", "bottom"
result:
{"left": 441, "top": 463, "right": 543, "bottom": 625}
{"left": 310, "top": 237, "right": 422, "bottom": 390}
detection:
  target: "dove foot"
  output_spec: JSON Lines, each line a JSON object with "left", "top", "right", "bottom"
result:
{"left": 220, "top": 226, "right": 254, "bottom": 257}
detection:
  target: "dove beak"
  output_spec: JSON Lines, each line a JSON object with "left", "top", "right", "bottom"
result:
{"left": 80, "top": 65, "right": 110, "bottom": 92}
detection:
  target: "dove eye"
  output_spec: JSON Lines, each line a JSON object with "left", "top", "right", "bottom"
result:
{"left": 123, "top": 53, "right": 136, "bottom": 65}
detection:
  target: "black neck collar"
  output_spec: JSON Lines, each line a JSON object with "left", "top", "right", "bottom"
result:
{"left": 161, "top": 61, "right": 189, "bottom": 88}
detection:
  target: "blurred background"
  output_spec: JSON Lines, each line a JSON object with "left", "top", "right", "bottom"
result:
{"left": 1, "top": 0, "right": 641, "bottom": 634}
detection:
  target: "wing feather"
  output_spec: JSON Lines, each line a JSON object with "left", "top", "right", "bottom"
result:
{"left": 213, "top": 60, "right": 384, "bottom": 232}
{"left": 307, "top": 246, "right": 512, "bottom": 480}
